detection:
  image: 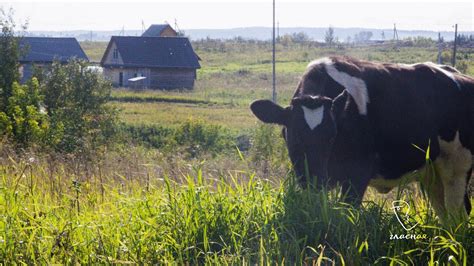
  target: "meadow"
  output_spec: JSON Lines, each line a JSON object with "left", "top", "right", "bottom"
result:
{"left": 1, "top": 39, "right": 473, "bottom": 264}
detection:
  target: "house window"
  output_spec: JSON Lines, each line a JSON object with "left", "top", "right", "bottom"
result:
{"left": 113, "top": 49, "right": 118, "bottom": 59}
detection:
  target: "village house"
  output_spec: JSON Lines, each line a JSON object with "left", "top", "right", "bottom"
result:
{"left": 19, "top": 37, "right": 89, "bottom": 82}
{"left": 142, "top": 24, "right": 178, "bottom": 37}
{"left": 100, "top": 36, "right": 200, "bottom": 89}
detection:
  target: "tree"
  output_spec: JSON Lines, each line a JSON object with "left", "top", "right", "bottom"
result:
{"left": 0, "top": 9, "right": 117, "bottom": 152}
{"left": 325, "top": 26, "right": 335, "bottom": 46}
{"left": 354, "top": 31, "right": 373, "bottom": 43}
{"left": 0, "top": 8, "right": 26, "bottom": 113}
{"left": 0, "top": 78, "right": 49, "bottom": 145}
{"left": 43, "top": 60, "right": 118, "bottom": 152}
{"left": 0, "top": 8, "right": 45, "bottom": 146}
{"left": 291, "top": 32, "right": 311, "bottom": 43}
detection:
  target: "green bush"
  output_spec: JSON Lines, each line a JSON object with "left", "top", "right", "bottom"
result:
{"left": 122, "top": 120, "right": 234, "bottom": 157}
{"left": 0, "top": 8, "right": 22, "bottom": 111}
{"left": 42, "top": 60, "right": 119, "bottom": 153}
{"left": 174, "top": 119, "right": 232, "bottom": 156}
{"left": 249, "top": 123, "right": 288, "bottom": 173}
{"left": 1, "top": 11, "right": 118, "bottom": 153}
{"left": 121, "top": 123, "right": 175, "bottom": 149}
{"left": 0, "top": 79, "right": 49, "bottom": 146}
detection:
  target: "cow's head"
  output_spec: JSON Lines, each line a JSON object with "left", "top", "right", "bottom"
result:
{"left": 250, "top": 95, "right": 339, "bottom": 186}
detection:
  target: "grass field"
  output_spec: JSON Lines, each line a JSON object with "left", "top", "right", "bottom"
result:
{"left": 116, "top": 101, "right": 255, "bottom": 130}
{"left": 85, "top": 40, "right": 474, "bottom": 134}
{"left": 1, "top": 40, "right": 473, "bottom": 264}
{"left": 1, "top": 151, "right": 473, "bottom": 264}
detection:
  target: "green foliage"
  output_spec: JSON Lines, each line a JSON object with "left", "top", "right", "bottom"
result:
{"left": 42, "top": 60, "right": 118, "bottom": 152}
{"left": 440, "top": 50, "right": 452, "bottom": 65}
{"left": 122, "top": 123, "right": 175, "bottom": 149}
{"left": 456, "top": 60, "right": 469, "bottom": 74}
{"left": 324, "top": 26, "right": 336, "bottom": 46}
{"left": 248, "top": 124, "right": 288, "bottom": 175}
{"left": 0, "top": 8, "right": 22, "bottom": 113}
{"left": 250, "top": 124, "right": 286, "bottom": 162}
{"left": 174, "top": 119, "right": 232, "bottom": 156}
{"left": 403, "top": 36, "right": 436, "bottom": 47}
{"left": 123, "top": 120, "right": 234, "bottom": 157}
{"left": 0, "top": 79, "right": 48, "bottom": 145}
{"left": 1, "top": 157, "right": 472, "bottom": 264}
{"left": 0, "top": 11, "right": 116, "bottom": 153}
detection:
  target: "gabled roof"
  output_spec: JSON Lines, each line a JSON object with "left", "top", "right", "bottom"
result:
{"left": 101, "top": 36, "right": 200, "bottom": 69}
{"left": 19, "top": 37, "right": 88, "bottom": 63}
{"left": 142, "top": 24, "right": 175, "bottom": 37}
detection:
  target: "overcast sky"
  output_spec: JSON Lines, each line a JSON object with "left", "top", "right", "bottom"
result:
{"left": 1, "top": 0, "right": 472, "bottom": 32}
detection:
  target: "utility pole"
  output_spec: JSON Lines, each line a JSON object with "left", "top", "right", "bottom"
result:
{"left": 272, "top": 0, "right": 277, "bottom": 103}
{"left": 277, "top": 21, "right": 280, "bottom": 41}
{"left": 452, "top": 23, "right": 458, "bottom": 67}
{"left": 437, "top": 32, "right": 442, "bottom": 64}
{"left": 393, "top": 23, "right": 399, "bottom": 41}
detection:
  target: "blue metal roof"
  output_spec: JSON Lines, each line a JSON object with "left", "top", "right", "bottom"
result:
{"left": 19, "top": 37, "right": 88, "bottom": 63}
{"left": 101, "top": 36, "right": 200, "bottom": 69}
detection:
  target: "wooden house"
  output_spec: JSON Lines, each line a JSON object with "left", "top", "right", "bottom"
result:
{"left": 142, "top": 24, "right": 178, "bottom": 37}
{"left": 19, "top": 37, "right": 88, "bottom": 82}
{"left": 100, "top": 36, "right": 200, "bottom": 89}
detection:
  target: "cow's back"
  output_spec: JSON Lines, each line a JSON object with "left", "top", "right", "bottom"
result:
{"left": 362, "top": 62, "right": 473, "bottom": 179}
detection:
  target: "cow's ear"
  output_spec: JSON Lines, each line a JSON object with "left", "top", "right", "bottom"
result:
{"left": 250, "top": 100, "right": 289, "bottom": 125}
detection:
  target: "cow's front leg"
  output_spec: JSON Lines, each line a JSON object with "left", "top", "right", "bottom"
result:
{"left": 333, "top": 158, "right": 375, "bottom": 206}
{"left": 340, "top": 175, "right": 371, "bottom": 206}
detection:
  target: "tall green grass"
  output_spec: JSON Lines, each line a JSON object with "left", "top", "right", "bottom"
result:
{"left": 1, "top": 154, "right": 472, "bottom": 264}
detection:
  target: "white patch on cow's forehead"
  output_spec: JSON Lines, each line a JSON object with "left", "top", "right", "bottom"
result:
{"left": 302, "top": 105, "right": 324, "bottom": 130}
{"left": 307, "top": 57, "right": 333, "bottom": 68}
{"left": 324, "top": 63, "right": 369, "bottom": 115}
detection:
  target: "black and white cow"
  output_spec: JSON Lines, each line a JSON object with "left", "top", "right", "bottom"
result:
{"left": 250, "top": 56, "right": 473, "bottom": 222}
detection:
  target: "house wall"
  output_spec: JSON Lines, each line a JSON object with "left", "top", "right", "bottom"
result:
{"left": 103, "top": 67, "right": 151, "bottom": 88}
{"left": 19, "top": 63, "right": 49, "bottom": 83}
{"left": 102, "top": 42, "right": 124, "bottom": 66}
{"left": 103, "top": 67, "right": 196, "bottom": 89}
{"left": 160, "top": 27, "right": 178, "bottom": 37}
{"left": 149, "top": 68, "right": 196, "bottom": 89}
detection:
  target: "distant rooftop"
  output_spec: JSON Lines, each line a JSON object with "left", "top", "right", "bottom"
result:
{"left": 142, "top": 24, "right": 176, "bottom": 37}
{"left": 19, "top": 37, "right": 88, "bottom": 63}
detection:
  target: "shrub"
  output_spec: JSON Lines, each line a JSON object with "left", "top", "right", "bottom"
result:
{"left": 121, "top": 120, "right": 234, "bottom": 157}
{"left": 456, "top": 60, "right": 469, "bottom": 74}
{"left": 42, "top": 60, "right": 119, "bottom": 153}
{"left": 121, "top": 124, "right": 175, "bottom": 149}
{"left": 249, "top": 124, "right": 288, "bottom": 174}
{"left": 174, "top": 119, "right": 233, "bottom": 156}
{"left": 0, "top": 78, "right": 49, "bottom": 146}
{"left": 0, "top": 8, "right": 23, "bottom": 111}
